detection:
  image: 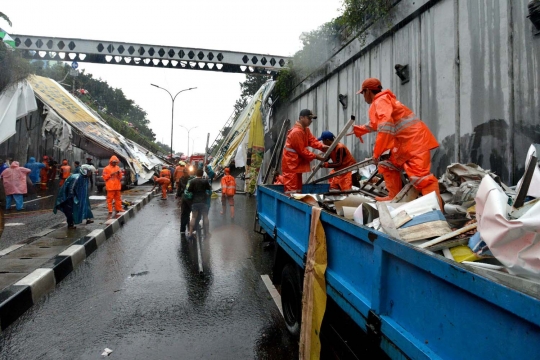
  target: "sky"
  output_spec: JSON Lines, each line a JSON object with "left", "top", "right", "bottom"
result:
{"left": 3, "top": 0, "right": 342, "bottom": 155}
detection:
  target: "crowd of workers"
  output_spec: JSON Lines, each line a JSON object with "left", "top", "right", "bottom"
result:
{"left": 279, "top": 77, "right": 443, "bottom": 207}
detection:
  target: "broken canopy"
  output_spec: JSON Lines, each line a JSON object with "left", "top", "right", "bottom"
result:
{"left": 28, "top": 75, "right": 156, "bottom": 185}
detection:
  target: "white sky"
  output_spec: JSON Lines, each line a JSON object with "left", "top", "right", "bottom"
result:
{"left": 3, "top": 0, "right": 342, "bottom": 155}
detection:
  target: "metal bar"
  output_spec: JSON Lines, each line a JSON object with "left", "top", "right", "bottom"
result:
{"left": 14, "top": 34, "right": 289, "bottom": 75}
{"left": 305, "top": 117, "right": 355, "bottom": 184}
{"left": 513, "top": 155, "right": 537, "bottom": 208}
{"left": 203, "top": 133, "right": 210, "bottom": 173}
{"left": 263, "top": 119, "right": 289, "bottom": 184}
{"left": 309, "top": 158, "right": 374, "bottom": 184}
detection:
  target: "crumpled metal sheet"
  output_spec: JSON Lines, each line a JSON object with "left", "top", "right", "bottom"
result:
{"left": 476, "top": 176, "right": 540, "bottom": 280}
{"left": 41, "top": 105, "right": 73, "bottom": 152}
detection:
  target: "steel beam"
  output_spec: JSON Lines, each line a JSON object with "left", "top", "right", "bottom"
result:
{"left": 13, "top": 34, "right": 290, "bottom": 75}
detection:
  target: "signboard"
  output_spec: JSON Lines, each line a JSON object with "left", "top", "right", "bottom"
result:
{"left": 71, "top": 61, "right": 78, "bottom": 69}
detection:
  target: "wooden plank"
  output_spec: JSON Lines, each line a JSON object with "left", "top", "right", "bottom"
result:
{"left": 393, "top": 210, "right": 412, "bottom": 228}
{"left": 263, "top": 119, "right": 289, "bottom": 184}
{"left": 398, "top": 220, "right": 452, "bottom": 243}
{"left": 305, "top": 117, "right": 355, "bottom": 184}
{"left": 418, "top": 223, "right": 478, "bottom": 249}
{"left": 376, "top": 202, "right": 401, "bottom": 240}
{"left": 391, "top": 184, "right": 419, "bottom": 203}
{"left": 426, "top": 237, "right": 470, "bottom": 252}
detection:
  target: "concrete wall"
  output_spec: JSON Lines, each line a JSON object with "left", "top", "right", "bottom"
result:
{"left": 273, "top": 0, "right": 540, "bottom": 184}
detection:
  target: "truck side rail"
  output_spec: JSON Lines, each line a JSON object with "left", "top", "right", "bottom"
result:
{"left": 257, "top": 185, "right": 540, "bottom": 360}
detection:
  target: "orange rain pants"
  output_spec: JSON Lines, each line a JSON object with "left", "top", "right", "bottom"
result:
{"left": 40, "top": 168, "right": 49, "bottom": 190}
{"left": 329, "top": 171, "right": 353, "bottom": 191}
{"left": 282, "top": 172, "right": 303, "bottom": 193}
{"left": 107, "top": 190, "right": 123, "bottom": 212}
{"left": 378, "top": 150, "right": 442, "bottom": 208}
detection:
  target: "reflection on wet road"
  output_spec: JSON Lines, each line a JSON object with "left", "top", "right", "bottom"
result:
{"left": 0, "top": 194, "right": 297, "bottom": 359}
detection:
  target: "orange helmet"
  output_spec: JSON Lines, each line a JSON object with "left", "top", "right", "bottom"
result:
{"left": 224, "top": 167, "right": 230, "bottom": 174}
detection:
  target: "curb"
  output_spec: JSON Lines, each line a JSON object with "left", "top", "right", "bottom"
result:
{"left": 0, "top": 189, "right": 158, "bottom": 331}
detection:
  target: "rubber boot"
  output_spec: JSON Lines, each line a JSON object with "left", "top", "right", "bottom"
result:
{"left": 375, "top": 169, "right": 402, "bottom": 201}
{"left": 420, "top": 180, "right": 444, "bottom": 211}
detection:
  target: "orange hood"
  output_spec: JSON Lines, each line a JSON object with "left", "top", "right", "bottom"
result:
{"left": 109, "top": 155, "right": 120, "bottom": 165}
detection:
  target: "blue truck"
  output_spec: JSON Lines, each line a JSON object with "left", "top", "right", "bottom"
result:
{"left": 257, "top": 184, "right": 540, "bottom": 359}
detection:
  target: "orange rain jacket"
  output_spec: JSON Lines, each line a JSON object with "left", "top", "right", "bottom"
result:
{"left": 102, "top": 155, "right": 122, "bottom": 191}
{"left": 221, "top": 172, "right": 236, "bottom": 197}
{"left": 60, "top": 161, "right": 71, "bottom": 179}
{"left": 174, "top": 165, "right": 185, "bottom": 182}
{"left": 324, "top": 143, "right": 356, "bottom": 170}
{"left": 281, "top": 122, "right": 325, "bottom": 174}
{"left": 353, "top": 89, "right": 439, "bottom": 165}
{"left": 160, "top": 168, "right": 172, "bottom": 179}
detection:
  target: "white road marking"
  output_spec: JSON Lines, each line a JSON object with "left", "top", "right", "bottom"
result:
{"left": 22, "top": 195, "right": 53, "bottom": 204}
{"left": 261, "top": 274, "right": 283, "bottom": 317}
{"left": 5, "top": 223, "right": 24, "bottom": 226}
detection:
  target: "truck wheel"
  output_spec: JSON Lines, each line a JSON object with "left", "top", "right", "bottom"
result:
{"left": 97, "top": 185, "right": 104, "bottom": 192}
{"left": 281, "top": 263, "right": 302, "bottom": 337}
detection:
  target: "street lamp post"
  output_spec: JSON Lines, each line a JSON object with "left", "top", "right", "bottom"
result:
{"left": 180, "top": 125, "right": 198, "bottom": 157}
{"left": 150, "top": 84, "right": 196, "bottom": 159}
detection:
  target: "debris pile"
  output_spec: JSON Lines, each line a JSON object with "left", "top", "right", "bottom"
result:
{"left": 295, "top": 144, "right": 540, "bottom": 281}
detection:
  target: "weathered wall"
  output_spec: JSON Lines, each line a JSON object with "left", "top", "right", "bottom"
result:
{"left": 273, "top": 0, "right": 540, "bottom": 184}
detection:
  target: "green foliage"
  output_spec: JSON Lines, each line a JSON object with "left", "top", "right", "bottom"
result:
{"left": 339, "top": 0, "right": 394, "bottom": 42}
{"left": 274, "top": 68, "right": 295, "bottom": 100}
{"left": 0, "top": 42, "right": 33, "bottom": 95}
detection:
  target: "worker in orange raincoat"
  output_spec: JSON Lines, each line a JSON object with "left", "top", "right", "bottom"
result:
{"left": 152, "top": 176, "right": 171, "bottom": 200}
{"left": 220, "top": 167, "right": 236, "bottom": 219}
{"left": 160, "top": 164, "right": 172, "bottom": 193}
{"left": 281, "top": 109, "right": 327, "bottom": 193}
{"left": 174, "top": 161, "right": 186, "bottom": 189}
{"left": 40, "top": 155, "right": 50, "bottom": 190}
{"left": 102, "top": 155, "right": 124, "bottom": 213}
{"left": 59, "top": 159, "right": 71, "bottom": 186}
{"left": 353, "top": 78, "right": 442, "bottom": 207}
{"left": 318, "top": 131, "right": 357, "bottom": 191}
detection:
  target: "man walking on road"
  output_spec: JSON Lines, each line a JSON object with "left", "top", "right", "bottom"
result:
{"left": 220, "top": 167, "right": 236, "bottom": 219}
{"left": 40, "top": 155, "right": 50, "bottom": 190}
{"left": 187, "top": 169, "right": 211, "bottom": 240}
{"left": 353, "top": 78, "right": 442, "bottom": 207}
{"left": 24, "top": 157, "right": 45, "bottom": 186}
{"left": 281, "top": 109, "right": 327, "bottom": 193}
{"left": 176, "top": 168, "right": 192, "bottom": 236}
{"left": 102, "top": 155, "right": 124, "bottom": 214}
{"left": 85, "top": 157, "right": 95, "bottom": 187}
{"left": 318, "top": 131, "right": 357, "bottom": 191}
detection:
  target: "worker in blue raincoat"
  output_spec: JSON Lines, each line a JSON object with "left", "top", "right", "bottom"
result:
{"left": 54, "top": 164, "right": 95, "bottom": 229}
{"left": 24, "top": 157, "right": 46, "bottom": 184}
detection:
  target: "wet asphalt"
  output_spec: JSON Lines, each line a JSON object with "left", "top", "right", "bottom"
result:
{"left": 0, "top": 192, "right": 297, "bottom": 359}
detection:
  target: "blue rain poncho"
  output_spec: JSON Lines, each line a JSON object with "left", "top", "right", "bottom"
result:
{"left": 54, "top": 165, "right": 94, "bottom": 224}
{"left": 24, "top": 157, "right": 46, "bottom": 183}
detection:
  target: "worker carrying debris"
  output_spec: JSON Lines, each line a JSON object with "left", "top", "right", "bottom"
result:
{"left": 281, "top": 109, "right": 328, "bottom": 193}
{"left": 353, "top": 78, "right": 442, "bottom": 207}
{"left": 318, "top": 131, "right": 357, "bottom": 191}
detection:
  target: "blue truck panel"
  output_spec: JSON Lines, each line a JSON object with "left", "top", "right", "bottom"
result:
{"left": 257, "top": 184, "right": 540, "bottom": 359}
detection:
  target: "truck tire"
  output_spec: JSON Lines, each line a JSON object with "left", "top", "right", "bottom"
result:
{"left": 281, "top": 263, "right": 303, "bottom": 337}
